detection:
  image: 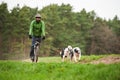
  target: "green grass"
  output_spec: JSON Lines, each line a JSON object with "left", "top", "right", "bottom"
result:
{"left": 38, "top": 55, "right": 105, "bottom": 63}
{"left": 0, "top": 55, "right": 120, "bottom": 80}
{"left": 39, "top": 57, "right": 61, "bottom": 63}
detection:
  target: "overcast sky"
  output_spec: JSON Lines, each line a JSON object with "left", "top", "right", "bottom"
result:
{"left": 0, "top": 0, "right": 120, "bottom": 20}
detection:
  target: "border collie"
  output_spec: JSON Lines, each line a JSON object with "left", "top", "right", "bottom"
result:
{"left": 72, "top": 47, "right": 81, "bottom": 62}
{"left": 60, "top": 45, "right": 73, "bottom": 62}
{"left": 60, "top": 46, "right": 81, "bottom": 62}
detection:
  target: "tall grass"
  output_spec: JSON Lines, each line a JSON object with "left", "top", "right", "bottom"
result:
{"left": 0, "top": 60, "right": 120, "bottom": 80}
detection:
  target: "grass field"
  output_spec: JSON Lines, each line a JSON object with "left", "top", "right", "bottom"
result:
{"left": 0, "top": 54, "right": 120, "bottom": 80}
{"left": 23, "top": 54, "right": 106, "bottom": 63}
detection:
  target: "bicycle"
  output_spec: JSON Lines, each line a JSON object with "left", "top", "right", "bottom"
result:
{"left": 30, "top": 37, "right": 45, "bottom": 63}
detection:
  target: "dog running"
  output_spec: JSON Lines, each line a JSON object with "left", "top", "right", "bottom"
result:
{"left": 60, "top": 45, "right": 81, "bottom": 62}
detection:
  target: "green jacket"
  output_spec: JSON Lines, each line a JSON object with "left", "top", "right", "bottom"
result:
{"left": 29, "top": 20, "right": 45, "bottom": 37}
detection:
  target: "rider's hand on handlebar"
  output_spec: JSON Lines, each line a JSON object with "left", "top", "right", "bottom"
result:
{"left": 42, "top": 36, "right": 45, "bottom": 40}
{"left": 29, "top": 35, "right": 32, "bottom": 39}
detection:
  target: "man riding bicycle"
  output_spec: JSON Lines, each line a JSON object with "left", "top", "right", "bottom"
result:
{"left": 29, "top": 13, "right": 45, "bottom": 61}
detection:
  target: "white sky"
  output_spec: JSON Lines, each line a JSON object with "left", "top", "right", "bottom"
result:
{"left": 0, "top": 0, "right": 120, "bottom": 20}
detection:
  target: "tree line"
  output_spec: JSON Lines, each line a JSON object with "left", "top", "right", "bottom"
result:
{"left": 0, "top": 2, "right": 120, "bottom": 59}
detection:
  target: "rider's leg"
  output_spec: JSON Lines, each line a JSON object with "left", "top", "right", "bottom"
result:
{"left": 30, "top": 46, "right": 34, "bottom": 57}
{"left": 30, "top": 36, "right": 36, "bottom": 60}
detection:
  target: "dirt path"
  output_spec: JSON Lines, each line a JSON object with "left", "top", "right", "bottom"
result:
{"left": 22, "top": 55, "right": 120, "bottom": 64}
{"left": 91, "top": 56, "right": 120, "bottom": 64}
{"left": 22, "top": 58, "right": 32, "bottom": 62}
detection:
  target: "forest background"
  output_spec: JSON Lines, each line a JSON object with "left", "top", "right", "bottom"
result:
{"left": 0, "top": 2, "right": 120, "bottom": 59}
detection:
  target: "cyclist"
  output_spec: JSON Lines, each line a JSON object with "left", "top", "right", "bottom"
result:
{"left": 29, "top": 13, "right": 45, "bottom": 61}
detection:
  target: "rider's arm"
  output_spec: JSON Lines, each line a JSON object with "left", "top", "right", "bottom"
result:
{"left": 41, "top": 21, "right": 45, "bottom": 36}
{"left": 29, "top": 20, "right": 34, "bottom": 36}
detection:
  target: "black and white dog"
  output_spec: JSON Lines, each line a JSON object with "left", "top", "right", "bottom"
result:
{"left": 72, "top": 47, "right": 81, "bottom": 62}
{"left": 60, "top": 46, "right": 73, "bottom": 62}
{"left": 60, "top": 46, "right": 81, "bottom": 62}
